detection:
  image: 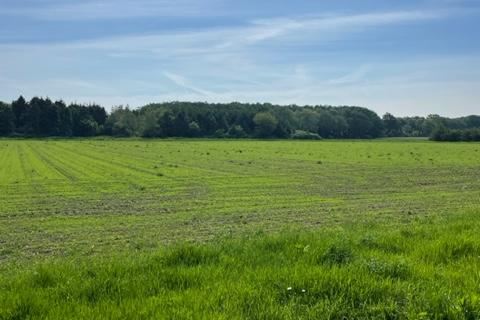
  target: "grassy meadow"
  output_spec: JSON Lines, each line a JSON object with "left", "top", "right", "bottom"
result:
{"left": 1, "top": 139, "right": 480, "bottom": 319}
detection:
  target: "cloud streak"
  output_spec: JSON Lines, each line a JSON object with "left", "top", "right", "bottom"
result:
{"left": 1, "top": 9, "right": 446, "bottom": 59}
{"left": 246, "top": 10, "right": 446, "bottom": 42}
{"left": 1, "top": 0, "right": 219, "bottom": 20}
{"left": 328, "top": 65, "right": 372, "bottom": 85}
{"left": 163, "top": 72, "right": 216, "bottom": 97}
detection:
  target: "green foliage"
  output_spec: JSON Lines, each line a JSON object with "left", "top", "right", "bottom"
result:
{"left": 227, "top": 124, "right": 247, "bottom": 138}
{"left": 253, "top": 112, "right": 279, "bottom": 137}
{"left": 105, "top": 107, "right": 138, "bottom": 137}
{"left": 139, "top": 109, "right": 163, "bottom": 138}
{"left": 343, "top": 107, "right": 383, "bottom": 138}
{"left": 383, "top": 113, "right": 401, "bottom": 137}
{"left": 3, "top": 96, "right": 106, "bottom": 137}
{"left": 188, "top": 121, "right": 201, "bottom": 137}
{"left": 430, "top": 127, "right": 480, "bottom": 141}
{"left": 392, "top": 114, "right": 480, "bottom": 138}
{"left": 297, "top": 109, "right": 320, "bottom": 133}
{"left": 1, "top": 97, "right": 480, "bottom": 139}
{"left": 0, "top": 98, "right": 389, "bottom": 138}
{"left": 0, "top": 102, "right": 14, "bottom": 135}
{"left": 317, "top": 111, "right": 345, "bottom": 138}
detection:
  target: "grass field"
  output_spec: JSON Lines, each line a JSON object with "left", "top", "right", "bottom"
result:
{"left": 1, "top": 139, "right": 480, "bottom": 319}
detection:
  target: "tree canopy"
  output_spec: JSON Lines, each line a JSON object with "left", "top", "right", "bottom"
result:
{"left": 0, "top": 97, "right": 478, "bottom": 140}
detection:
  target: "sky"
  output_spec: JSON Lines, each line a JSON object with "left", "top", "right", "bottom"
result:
{"left": 0, "top": 0, "right": 479, "bottom": 117}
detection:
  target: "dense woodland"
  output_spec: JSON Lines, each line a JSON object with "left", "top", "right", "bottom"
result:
{"left": 0, "top": 96, "right": 479, "bottom": 140}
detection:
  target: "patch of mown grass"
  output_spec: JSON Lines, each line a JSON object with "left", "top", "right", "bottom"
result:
{"left": 1, "top": 139, "right": 480, "bottom": 265}
{"left": 1, "top": 212, "right": 480, "bottom": 319}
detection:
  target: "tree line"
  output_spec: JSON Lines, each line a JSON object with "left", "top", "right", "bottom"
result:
{"left": 383, "top": 113, "right": 480, "bottom": 141}
{"left": 0, "top": 96, "right": 106, "bottom": 137}
{"left": 0, "top": 96, "right": 479, "bottom": 139}
{"left": 429, "top": 127, "right": 480, "bottom": 141}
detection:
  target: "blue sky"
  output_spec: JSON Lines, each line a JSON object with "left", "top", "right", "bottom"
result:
{"left": 1, "top": 0, "right": 479, "bottom": 116}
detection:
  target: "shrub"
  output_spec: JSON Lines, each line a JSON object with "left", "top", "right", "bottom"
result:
{"left": 291, "top": 130, "right": 322, "bottom": 140}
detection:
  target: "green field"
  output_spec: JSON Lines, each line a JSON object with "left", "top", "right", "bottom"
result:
{"left": 1, "top": 139, "right": 480, "bottom": 319}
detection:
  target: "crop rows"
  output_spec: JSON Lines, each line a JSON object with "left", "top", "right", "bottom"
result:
{"left": 1, "top": 139, "right": 479, "bottom": 264}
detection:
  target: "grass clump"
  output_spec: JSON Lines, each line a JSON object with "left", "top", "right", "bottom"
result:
{"left": 316, "top": 242, "right": 354, "bottom": 265}
{"left": 162, "top": 244, "right": 220, "bottom": 267}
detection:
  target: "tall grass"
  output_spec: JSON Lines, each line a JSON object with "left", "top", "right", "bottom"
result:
{"left": 1, "top": 212, "right": 480, "bottom": 319}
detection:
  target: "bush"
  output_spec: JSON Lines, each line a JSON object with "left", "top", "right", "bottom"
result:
{"left": 291, "top": 130, "right": 322, "bottom": 140}
{"left": 227, "top": 125, "right": 247, "bottom": 138}
{"left": 213, "top": 129, "right": 226, "bottom": 138}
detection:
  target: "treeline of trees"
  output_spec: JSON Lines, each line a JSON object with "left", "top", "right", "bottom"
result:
{"left": 430, "top": 127, "right": 480, "bottom": 141}
{"left": 382, "top": 113, "right": 480, "bottom": 138}
{"left": 131, "top": 102, "right": 384, "bottom": 139}
{"left": 0, "top": 96, "right": 106, "bottom": 137}
{"left": 0, "top": 97, "right": 384, "bottom": 138}
{"left": 0, "top": 96, "right": 479, "bottom": 139}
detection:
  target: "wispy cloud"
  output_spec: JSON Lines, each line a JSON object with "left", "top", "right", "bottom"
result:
{"left": 328, "top": 65, "right": 372, "bottom": 85}
{"left": 5, "top": 9, "right": 446, "bottom": 57}
{"left": 163, "top": 71, "right": 216, "bottom": 97}
{"left": 245, "top": 10, "right": 446, "bottom": 43}
{"left": 1, "top": 0, "right": 219, "bottom": 20}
